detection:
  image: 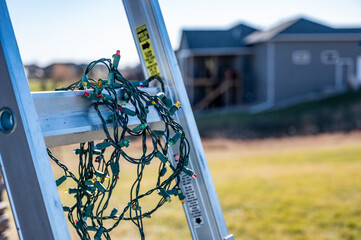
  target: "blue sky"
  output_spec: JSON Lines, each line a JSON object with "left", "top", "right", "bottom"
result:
{"left": 6, "top": 0, "right": 361, "bottom": 68}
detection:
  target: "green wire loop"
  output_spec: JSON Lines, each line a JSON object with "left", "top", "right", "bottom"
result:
{"left": 48, "top": 55, "right": 192, "bottom": 240}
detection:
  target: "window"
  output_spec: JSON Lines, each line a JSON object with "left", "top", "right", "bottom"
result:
{"left": 292, "top": 50, "right": 311, "bottom": 65}
{"left": 321, "top": 50, "right": 339, "bottom": 64}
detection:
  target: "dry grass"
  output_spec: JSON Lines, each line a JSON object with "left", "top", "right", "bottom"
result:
{"left": 4, "top": 132, "right": 361, "bottom": 239}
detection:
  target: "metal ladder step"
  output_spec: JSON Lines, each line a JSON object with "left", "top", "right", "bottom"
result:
{"left": 32, "top": 88, "right": 162, "bottom": 147}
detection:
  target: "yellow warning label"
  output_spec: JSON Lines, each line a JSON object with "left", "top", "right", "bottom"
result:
{"left": 136, "top": 24, "right": 160, "bottom": 77}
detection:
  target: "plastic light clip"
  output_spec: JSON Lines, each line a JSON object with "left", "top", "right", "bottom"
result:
{"left": 155, "top": 151, "right": 170, "bottom": 166}
{"left": 168, "top": 132, "right": 182, "bottom": 146}
{"left": 56, "top": 175, "right": 67, "bottom": 186}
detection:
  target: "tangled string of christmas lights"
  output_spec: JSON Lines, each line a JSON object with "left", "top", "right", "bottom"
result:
{"left": 47, "top": 51, "right": 196, "bottom": 240}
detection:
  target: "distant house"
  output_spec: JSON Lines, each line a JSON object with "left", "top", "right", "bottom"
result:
{"left": 24, "top": 64, "right": 44, "bottom": 79}
{"left": 176, "top": 18, "right": 361, "bottom": 112}
{"left": 25, "top": 62, "right": 140, "bottom": 91}
{"left": 177, "top": 24, "right": 257, "bottom": 111}
{"left": 43, "top": 63, "right": 86, "bottom": 83}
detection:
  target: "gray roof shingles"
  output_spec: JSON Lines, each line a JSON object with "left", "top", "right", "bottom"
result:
{"left": 246, "top": 18, "right": 361, "bottom": 44}
{"left": 178, "top": 17, "right": 361, "bottom": 49}
{"left": 180, "top": 24, "right": 257, "bottom": 49}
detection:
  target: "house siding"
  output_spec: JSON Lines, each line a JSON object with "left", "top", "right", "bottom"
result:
{"left": 273, "top": 41, "right": 361, "bottom": 102}
{"left": 251, "top": 44, "right": 268, "bottom": 103}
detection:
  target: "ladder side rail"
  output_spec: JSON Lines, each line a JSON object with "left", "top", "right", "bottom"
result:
{"left": 0, "top": 1, "right": 71, "bottom": 239}
{"left": 122, "top": 1, "right": 233, "bottom": 239}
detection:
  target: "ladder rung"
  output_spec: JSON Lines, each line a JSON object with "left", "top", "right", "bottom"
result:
{"left": 32, "top": 88, "right": 161, "bottom": 147}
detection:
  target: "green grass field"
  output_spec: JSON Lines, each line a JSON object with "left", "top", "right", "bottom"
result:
{"left": 28, "top": 79, "right": 67, "bottom": 91}
{"left": 196, "top": 90, "right": 361, "bottom": 138}
{"left": 209, "top": 135, "right": 361, "bottom": 240}
{"left": 4, "top": 132, "right": 361, "bottom": 239}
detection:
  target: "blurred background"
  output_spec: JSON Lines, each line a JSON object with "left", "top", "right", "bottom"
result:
{"left": 2, "top": 0, "right": 361, "bottom": 239}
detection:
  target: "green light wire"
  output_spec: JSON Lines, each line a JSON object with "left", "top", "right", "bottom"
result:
{"left": 48, "top": 54, "right": 192, "bottom": 240}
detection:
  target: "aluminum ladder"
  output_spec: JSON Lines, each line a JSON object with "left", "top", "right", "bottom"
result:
{"left": 0, "top": 0, "right": 233, "bottom": 239}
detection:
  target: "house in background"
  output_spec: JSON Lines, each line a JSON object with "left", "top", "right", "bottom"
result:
{"left": 177, "top": 23, "right": 258, "bottom": 111}
{"left": 43, "top": 63, "right": 85, "bottom": 83}
{"left": 25, "top": 63, "right": 111, "bottom": 90}
{"left": 176, "top": 17, "right": 361, "bottom": 112}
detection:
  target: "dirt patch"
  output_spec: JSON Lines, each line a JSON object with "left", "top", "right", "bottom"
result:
{"left": 202, "top": 130, "right": 361, "bottom": 152}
